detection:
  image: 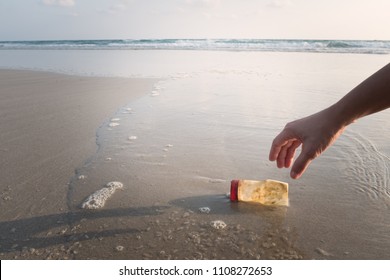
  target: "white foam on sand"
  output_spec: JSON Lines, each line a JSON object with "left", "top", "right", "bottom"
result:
{"left": 151, "top": 90, "right": 160, "bottom": 97}
{"left": 122, "top": 108, "right": 133, "bottom": 114}
{"left": 128, "top": 136, "right": 137, "bottom": 140}
{"left": 110, "top": 118, "right": 120, "bottom": 122}
{"left": 81, "top": 181, "right": 124, "bottom": 209}
{"left": 154, "top": 85, "right": 164, "bottom": 90}
{"left": 116, "top": 245, "right": 124, "bottom": 252}
{"left": 163, "top": 144, "right": 173, "bottom": 152}
{"left": 109, "top": 122, "right": 120, "bottom": 127}
{"left": 211, "top": 220, "right": 227, "bottom": 229}
{"left": 199, "top": 207, "right": 211, "bottom": 214}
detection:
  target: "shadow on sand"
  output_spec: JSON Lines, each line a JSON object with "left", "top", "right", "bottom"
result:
{"left": 0, "top": 206, "right": 169, "bottom": 254}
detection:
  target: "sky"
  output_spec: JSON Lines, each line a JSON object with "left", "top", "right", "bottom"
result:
{"left": 1, "top": 0, "right": 390, "bottom": 41}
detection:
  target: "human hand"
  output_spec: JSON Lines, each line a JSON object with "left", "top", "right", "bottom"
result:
{"left": 269, "top": 108, "right": 345, "bottom": 179}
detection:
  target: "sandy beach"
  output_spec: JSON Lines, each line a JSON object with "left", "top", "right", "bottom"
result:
{"left": 0, "top": 70, "right": 156, "bottom": 259}
{"left": 3, "top": 2, "right": 390, "bottom": 279}
{"left": 1, "top": 50, "right": 389, "bottom": 260}
{"left": 0, "top": 68, "right": 305, "bottom": 260}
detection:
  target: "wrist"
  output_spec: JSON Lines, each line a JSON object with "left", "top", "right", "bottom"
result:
{"left": 323, "top": 103, "right": 351, "bottom": 133}
{"left": 329, "top": 97, "right": 361, "bottom": 125}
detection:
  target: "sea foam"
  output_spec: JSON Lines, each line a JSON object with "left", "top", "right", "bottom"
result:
{"left": 109, "top": 122, "right": 120, "bottom": 127}
{"left": 199, "top": 207, "right": 211, "bottom": 214}
{"left": 81, "top": 181, "right": 124, "bottom": 209}
{"left": 211, "top": 220, "right": 227, "bottom": 229}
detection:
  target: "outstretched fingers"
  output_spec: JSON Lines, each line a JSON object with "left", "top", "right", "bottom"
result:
{"left": 269, "top": 131, "right": 290, "bottom": 162}
{"left": 269, "top": 130, "right": 301, "bottom": 166}
{"left": 276, "top": 140, "right": 292, "bottom": 168}
{"left": 285, "top": 140, "right": 301, "bottom": 168}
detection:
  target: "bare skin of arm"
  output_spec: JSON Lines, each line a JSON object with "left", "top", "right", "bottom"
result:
{"left": 269, "top": 63, "right": 390, "bottom": 179}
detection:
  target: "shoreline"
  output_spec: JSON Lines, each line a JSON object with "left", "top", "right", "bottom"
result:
{"left": 0, "top": 69, "right": 157, "bottom": 259}
{"left": 0, "top": 69, "right": 305, "bottom": 260}
{"left": 1, "top": 50, "right": 389, "bottom": 260}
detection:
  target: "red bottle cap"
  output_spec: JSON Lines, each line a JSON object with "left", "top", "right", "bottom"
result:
{"left": 230, "top": 180, "right": 239, "bottom": 202}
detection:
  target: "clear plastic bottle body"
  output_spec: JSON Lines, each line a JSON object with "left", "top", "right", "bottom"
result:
{"left": 230, "top": 179, "right": 289, "bottom": 206}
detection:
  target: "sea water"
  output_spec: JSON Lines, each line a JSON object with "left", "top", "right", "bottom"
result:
{"left": 1, "top": 42, "right": 390, "bottom": 259}
{"left": 1, "top": 39, "right": 390, "bottom": 54}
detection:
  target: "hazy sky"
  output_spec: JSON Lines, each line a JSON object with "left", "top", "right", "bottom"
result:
{"left": 1, "top": 0, "right": 390, "bottom": 40}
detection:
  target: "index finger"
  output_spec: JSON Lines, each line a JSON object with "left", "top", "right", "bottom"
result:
{"left": 269, "top": 131, "right": 291, "bottom": 161}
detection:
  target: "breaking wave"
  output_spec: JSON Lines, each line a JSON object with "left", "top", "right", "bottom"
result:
{"left": 1, "top": 39, "right": 390, "bottom": 54}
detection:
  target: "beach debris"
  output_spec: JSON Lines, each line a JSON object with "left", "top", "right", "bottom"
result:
{"left": 78, "top": 175, "right": 86, "bottom": 180}
{"left": 105, "top": 157, "right": 112, "bottom": 161}
{"left": 81, "top": 181, "right": 124, "bottom": 209}
{"left": 128, "top": 136, "right": 137, "bottom": 140}
{"left": 199, "top": 207, "right": 211, "bottom": 214}
{"left": 108, "top": 122, "right": 120, "bottom": 127}
{"left": 230, "top": 179, "right": 289, "bottom": 206}
{"left": 210, "top": 220, "right": 227, "bottom": 230}
{"left": 110, "top": 118, "right": 120, "bottom": 122}
{"left": 151, "top": 90, "right": 160, "bottom": 97}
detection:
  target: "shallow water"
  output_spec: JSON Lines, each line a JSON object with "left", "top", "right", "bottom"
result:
{"left": 62, "top": 51, "right": 390, "bottom": 259}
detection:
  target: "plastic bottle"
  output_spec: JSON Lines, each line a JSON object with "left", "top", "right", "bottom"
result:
{"left": 230, "top": 179, "right": 289, "bottom": 206}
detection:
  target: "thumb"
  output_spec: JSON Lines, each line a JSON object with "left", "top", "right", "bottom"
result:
{"left": 290, "top": 148, "right": 315, "bottom": 179}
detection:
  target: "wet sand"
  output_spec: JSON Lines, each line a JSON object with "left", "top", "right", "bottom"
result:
{"left": 1, "top": 51, "right": 389, "bottom": 260}
{"left": 0, "top": 69, "right": 303, "bottom": 260}
{"left": 0, "top": 70, "right": 156, "bottom": 259}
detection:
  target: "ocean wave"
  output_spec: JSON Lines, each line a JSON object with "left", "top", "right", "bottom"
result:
{"left": 1, "top": 39, "right": 390, "bottom": 54}
{"left": 326, "top": 40, "right": 359, "bottom": 48}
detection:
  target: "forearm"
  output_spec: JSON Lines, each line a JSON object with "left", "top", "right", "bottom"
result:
{"left": 269, "top": 62, "right": 390, "bottom": 179}
{"left": 330, "top": 63, "right": 390, "bottom": 127}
